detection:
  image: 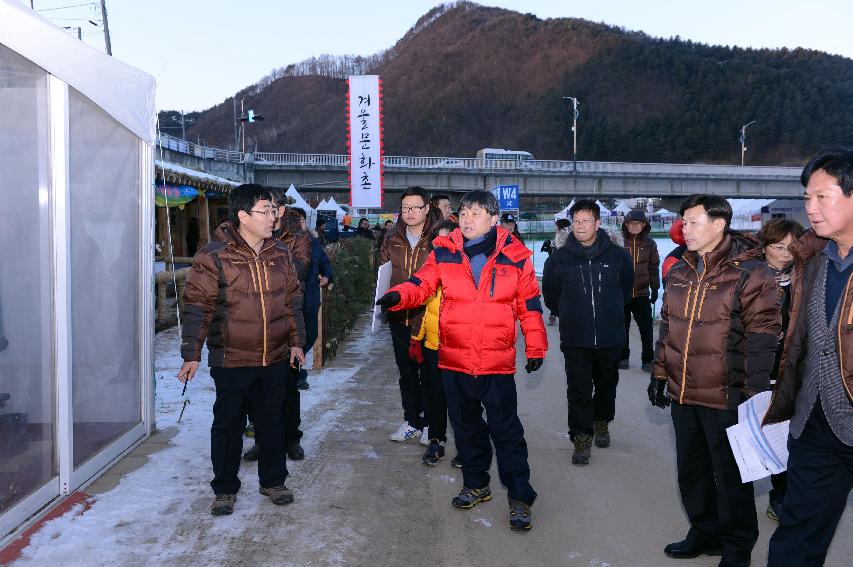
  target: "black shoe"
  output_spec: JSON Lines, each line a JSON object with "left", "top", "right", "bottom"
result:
{"left": 508, "top": 499, "right": 532, "bottom": 532}
{"left": 718, "top": 557, "right": 750, "bottom": 567}
{"left": 287, "top": 442, "right": 305, "bottom": 461}
{"left": 618, "top": 359, "right": 629, "bottom": 370}
{"left": 664, "top": 535, "right": 722, "bottom": 559}
{"left": 452, "top": 486, "right": 492, "bottom": 510}
{"left": 242, "top": 444, "right": 259, "bottom": 461}
{"left": 211, "top": 493, "right": 236, "bottom": 515}
{"left": 571, "top": 434, "right": 592, "bottom": 465}
{"left": 296, "top": 377, "right": 309, "bottom": 390}
{"left": 422, "top": 440, "right": 445, "bottom": 466}
{"left": 766, "top": 497, "right": 783, "bottom": 521}
{"left": 450, "top": 454, "right": 463, "bottom": 469}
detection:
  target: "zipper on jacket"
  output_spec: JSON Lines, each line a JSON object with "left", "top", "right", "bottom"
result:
{"left": 254, "top": 256, "right": 269, "bottom": 366}
{"left": 678, "top": 259, "right": 704, "bottom": 404}
{"left": 490, "top": 267, "right": 496, "bottom": 297}
{"left": 589, "top": 259, "right": 598, "bottom": 347}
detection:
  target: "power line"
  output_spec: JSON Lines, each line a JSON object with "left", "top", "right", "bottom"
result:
{"left": 37, "top": 2, "right": 96, "bottom": 11}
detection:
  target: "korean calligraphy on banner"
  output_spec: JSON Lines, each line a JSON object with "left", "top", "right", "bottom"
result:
{"left": 347, "top": 75, "right": 384, "bottom": 208}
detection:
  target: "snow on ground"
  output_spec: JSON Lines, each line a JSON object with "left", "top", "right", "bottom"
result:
{"left": 13, "top": 320, "right": 381, "bottom": 566}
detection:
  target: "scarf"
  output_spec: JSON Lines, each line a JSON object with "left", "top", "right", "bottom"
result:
{"left": 463, "top": 226, "right": 498, "bottom": 259}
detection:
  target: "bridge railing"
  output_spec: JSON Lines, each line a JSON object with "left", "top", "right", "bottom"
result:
{"left": 158, "top": 133, "right": 800, "bottom": 179}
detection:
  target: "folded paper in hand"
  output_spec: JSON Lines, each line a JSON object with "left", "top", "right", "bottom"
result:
{"left": 372, "top": 261, "right": 392, "bottom": 333}
{"left": 726, "top": 391, "right": 789, "bottom": 483}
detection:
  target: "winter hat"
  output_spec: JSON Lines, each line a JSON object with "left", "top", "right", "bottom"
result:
{"left": 624, "top": 209, "right": 647, "bottom": 224}
{"left": 669, "top": 218, "right": 686, "bottom": 246}
{"left": 501, "top": 212, "right": 517, "bottom": 223}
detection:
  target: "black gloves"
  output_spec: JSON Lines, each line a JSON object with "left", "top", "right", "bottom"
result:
{"left": 648, "top": 376, "right": 670, "bottom": 408}
{"left": 376, "top": 291, "right": 401, "bottom": 313}
{"left": 525, "top": 358, "right": 543, "bottom": 373}
{"left": 649, "top": 288, "right": 659, "bottom": 304}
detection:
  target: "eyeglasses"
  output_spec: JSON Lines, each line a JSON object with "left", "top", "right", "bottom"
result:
{"left": 250, "top": 208, "right": 278, "bottom": 218}
{"left": 767, "top": 243, "right": 790, "bottom": 252}
{"left": 402, "top": 205, "right": 427, "bottom": 213}
{"left": 573, "top": 219, "right": 596, "bottom": 226}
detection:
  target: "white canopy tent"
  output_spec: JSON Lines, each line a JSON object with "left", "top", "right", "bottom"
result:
{"left": 613, "top": 201, "right": 633, "bottom": 215}
{"left": 554, "top": 199, "right": 575, "bottom": 220}
{"left": 0, "top": 0, "right": 155, "bottom": 541}
{"left": 285, "top": 184, "right": 317, "bottom": 231}
{"left": 316, "top": 197, "right": 348, "bottom": 221}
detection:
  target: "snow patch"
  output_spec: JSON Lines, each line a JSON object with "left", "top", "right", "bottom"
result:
{"left": 472, "top": 518, "right": 492, "bottom": 528}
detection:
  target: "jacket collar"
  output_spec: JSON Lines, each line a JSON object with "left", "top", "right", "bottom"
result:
{"left": 682, "top": 231, "right": 761, "bottom": 275}
{"left": 436, "top": 225, "right": 530, "bottom": 261}
{"left": 790, "top": 229, "right": 829, "bottom": 266}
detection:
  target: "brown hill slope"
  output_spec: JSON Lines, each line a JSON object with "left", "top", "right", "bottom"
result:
{"left": 183, "top": 2, "right": 853, "bottom": 165}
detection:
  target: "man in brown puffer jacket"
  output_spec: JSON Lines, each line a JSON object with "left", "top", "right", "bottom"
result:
{"left": 178, "top": 184, "right": 306, "bottom": 516}
{"left": 621, "top": 209, "right": 660, "bottom": 371}
{"left": 650, "top": 194, "right": 780, "bottom": 567}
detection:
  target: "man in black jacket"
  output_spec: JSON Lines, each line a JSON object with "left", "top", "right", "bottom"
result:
{"left": 543, "top": 200, "right": 634, "bottom": 465}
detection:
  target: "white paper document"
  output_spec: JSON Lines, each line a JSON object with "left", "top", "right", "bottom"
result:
{"left": 372, "top": 261, "right": 392, "bottom": 333}
{"left": 726, "top": 391, "right": 790, "bottom": 483}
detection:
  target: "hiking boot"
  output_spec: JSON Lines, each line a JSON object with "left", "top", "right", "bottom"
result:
{"left": 296, "top": 377, "right": 309, "bottom": 390}
{"left": 244, "top": 421, "right": 255, "bottom": 438}
{"left": 766, "top": 498, "right": 783, "bottom": 521}
{"left": 452, "top": 486, "right": 492, "bottom": 510}
{"left": 618, "top": 359, "right": 629, "bottom": 370}
{"left": 242, "top": 444, "right": 259, "bottom": 461}
{"left": 508, "top": 499, "right": 533, "bottom": 532}
{"left": 572, "top": 434, "right": 592, "bottom": 465}
{"left": 641, "top": 362, "right": 653, "bottom": 373}
{"left": 211, "top": 493, "right": 236, "bottom": 516}
{"left": 422, "top": 439, "right": 445, "bottom": 466}
{"left": 287, "top": 442, "right": 305, "bottom": 461}
{"left": 451, "top": 454, "right": 463, "bottom": 469}
{"left": 593, "top": 421, "right": 611, "bottom": 448}
{"left": 259, "top": 484, "right": 294, "bottom": 505}
{"left": 389, "top": 421, "right": 421, "bottom": 442}
{"left": 420, "top": 426, "right": 430, "bottom": 446}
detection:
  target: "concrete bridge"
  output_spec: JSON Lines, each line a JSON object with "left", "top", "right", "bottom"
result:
{"left": 156, "top": 133, "right": 804, "bottom": 207}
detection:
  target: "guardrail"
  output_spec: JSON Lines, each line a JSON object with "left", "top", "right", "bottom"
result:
{"left": 157, "top": 132, "right": 801, "bottom": 180}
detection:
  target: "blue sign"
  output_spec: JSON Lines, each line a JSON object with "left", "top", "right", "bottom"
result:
{"left": 492, "top": 184, "right": 519, "bottom": 210}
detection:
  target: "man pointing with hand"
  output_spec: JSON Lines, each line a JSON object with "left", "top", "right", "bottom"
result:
{"left": 377, "top": 189, "right": 547, "bottom": 533}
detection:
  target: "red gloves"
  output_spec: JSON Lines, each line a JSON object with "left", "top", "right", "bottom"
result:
{"left": 408, "top": 339, "right": 424, "bottom": 364}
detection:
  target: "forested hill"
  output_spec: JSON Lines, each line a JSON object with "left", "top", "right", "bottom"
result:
{"left": 176, "top": 1, "right": 853, "bottom": 165}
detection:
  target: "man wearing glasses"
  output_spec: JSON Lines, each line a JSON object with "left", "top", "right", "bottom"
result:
{"left": 178, "top": 184, "right": 306, "bottom": 516}
{"left": 543, "top": 199, "right": 634, "bottom": 466}
{"left": 380, "top": 186, "right": 437, "bottom": 443}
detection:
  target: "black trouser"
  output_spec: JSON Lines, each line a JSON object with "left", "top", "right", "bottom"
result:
{"left": 423, "top": 347, "right": 447, "bottom": 442}
{"left": 671, "top": 401, "right": 757, "bottom": 561}
{"left": 562, "top": 345, "right": 621, "bottom": 439}
{"left": 443, "top": 371, "right": 536, "bottom": 505}
{"left": 622, "top": 297, "right": 654, "bottom": 364}
{"left": 210, "top": 362, "right": 289, "bottom": 495}
{"left": 284, "top": 364, "right": 303, "bottom": 446}
{"left": 298, "top": 308, "right": 319, "bottom": 383}
{"left": 389, "top": 322, "right": 425, "bottom": 430}
{"left": 768, "top": 400, "right": 853, "bottom": 567}
{"left": 769, "top": 472, "right": 787, "bottom": 504}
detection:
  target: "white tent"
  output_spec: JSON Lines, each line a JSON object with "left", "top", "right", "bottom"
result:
{"left": 653, "top": 208, "right": 677, "bottom": 217}
{"left": 727, "top": 198, "right": 774, "bottom": 231}
{"left": 554, "top": 199, "right": 575, "bottom": 220}
{"left": 595, "top": 199, "right": 612, "bottom": 216}
{"left": 316, "top": 197, "right": 348, "bottom": 221}
{"left": 0, "top": 0, "right": 155, "bottom": 539}
{"left": 613, "top": 201, "right": 633, "bottom": 215}
{"left": 285, "top": 184, "right": 317, "bottom": 231}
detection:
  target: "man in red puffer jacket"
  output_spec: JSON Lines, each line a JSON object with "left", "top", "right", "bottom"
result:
{"left": 377, "top": 189, "right": 547, "bottom": 533}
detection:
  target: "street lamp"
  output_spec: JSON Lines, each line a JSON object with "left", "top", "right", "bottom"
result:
{"left": 562, "top": 96, "right": 580, "bottom": 172}
{"left": 740, "top": 120, "right": 757, "bottom": 166}
{"left": 237, "top": 99, "right": 265, "bottom": 154}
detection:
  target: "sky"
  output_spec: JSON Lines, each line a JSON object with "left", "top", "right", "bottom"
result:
{"left": 23, "top": 0, "right": 853, "bottom": 112}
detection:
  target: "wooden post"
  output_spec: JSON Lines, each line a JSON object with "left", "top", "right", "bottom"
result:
{"left": 313, "top": 302, "right": 324, "bottom": 369}
{"left": 199, "top": 192, "right": 211, "bottom": 246}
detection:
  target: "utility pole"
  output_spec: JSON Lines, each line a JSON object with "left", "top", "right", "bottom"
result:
{"left": 241, "top": 99, "right": 245, "bottom": 155}
{"left": 100, "top": 0, "right": 112, "bottom": 55}
{"left": 740, "top": 120, "right": 757, "bottom": 166}
{"left": 563, "top": 96, "right": 580, "bottom": 172}
{"left": 181, "top": 110, "right": 186, "bottom": 140}
{"left": 233, "top": 99, "right": 239, "bottom": 151}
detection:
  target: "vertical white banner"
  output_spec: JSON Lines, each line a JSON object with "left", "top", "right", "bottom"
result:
{"left": 348, "top": 75, "right": 383, "bottom": 208}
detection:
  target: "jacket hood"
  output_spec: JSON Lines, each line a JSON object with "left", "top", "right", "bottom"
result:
{"left": 622, "top": 213, "right": 651, "bottom": 240}
{"left": 565, "top": 228, "right": 613, "bottom": 259}
{"left": 553, "top": 228, "right": 569, "bottom": 250}
{"left": 669, "top": 219, "right": 686, "bottom": 246}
